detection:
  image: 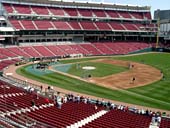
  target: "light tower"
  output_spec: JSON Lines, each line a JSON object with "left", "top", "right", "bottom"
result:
{"left": 156, "top": 10, "right": 160, "bottom": 48}
{"left": 156, "top": 18, "right": 160, "bottom": 48}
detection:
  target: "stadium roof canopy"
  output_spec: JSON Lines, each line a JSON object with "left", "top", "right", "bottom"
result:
{"left": 2, "top": 0, "right": 151, "bottom": 11}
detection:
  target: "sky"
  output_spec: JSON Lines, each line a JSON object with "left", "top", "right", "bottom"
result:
{"left": 70, "top": 0, "right": 169, "bottom": 17}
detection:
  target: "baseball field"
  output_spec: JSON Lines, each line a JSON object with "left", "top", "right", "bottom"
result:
{"left": 16, "top": 53, "right": 170, "bottom": 110}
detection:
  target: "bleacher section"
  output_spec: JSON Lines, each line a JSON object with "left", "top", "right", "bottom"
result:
{"left": 20, "top": 46, "right": 42, "bottom": 57}
{"left": 159, "top": 118, "right": 170, "bottom": 128}
{"left": 48, "top": 7, "right": 65, "bottom": 16}
{"left": 81, "top": 109, "right": 151, "bottom": 128}
{"left": 0, "top": 47, "right": 17, "bottom": 57}
{"left": 9, "top": 19, "right": 155, "bottom": 31}
{"left": 0, "top": 79, "right": 104, "bottom": 127}
{"left": 0, "top": 42, "right": 151, "bottom": 60}
{"left": 32, "top": 46, "right": 54, "bottom": 57}
{"left": 3, "top": 3, "right": 152, "bottom": 20}
{"left": 13, "top": 4, "right": 32, "bottom": 14}
{"left": 95, "top": 22, "right": 112, "bottom": 30}
{"left": 0, "top": 59, "right": 19, "bottom": 70}
{"left": 2, "top": 2, "right": 157, "bottom": 33}
{"left": 6, "top": 47, "right": 31, "bottom": 58}
{"left": 0, "top": 79, "right": 157, "bottom": 128}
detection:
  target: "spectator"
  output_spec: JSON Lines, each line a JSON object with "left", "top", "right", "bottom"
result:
{"left": 35, "top": 93, "right": 39, "bottom": 99}
{"left": 145, "top": 109, "right": 149, "bottom": 116}
{"left": 111, "top": 103, "right": 115, "bottom": 109}
{"left": 157, "top": 116, "right": 161, "bottom": 126}
{"left": 30, "top": 87, "right": 34, "bottom": 93}
{"left": 63, "top": 96, "right": 67, "bottom": 103}
{"left": 87, "top": 97, "right": 91, "bottom": 103}
{"left": 151, "top": 114, "right": 156, "bottom": 124}
{"left": 162, "top": 112, "right": 166, "bottom": 116}
{"left": 141, "top": 109, "right": 145, "bottom": 115}
{"left": 101, "top": 99, "right": 105, "bottom": 106}
{"left": 76, "top": 95, "right": 80, "bottom": 103}
{"left": 73, "top": 95, "right": 76, "bottom": 102}
{"left": 67, "top": 93, "right": 73, "bottom": 101}
{"left": 96, "top": 99, "right": 99, "bottom": 105}
{"left": 48, "top": 86, "right": 51, "bottom": 91}
{"left": 107, "top": 101, "right": 111, "bottom": 108}
{"left": 124, "top": 106, "right": 129, "bottom": 112}
{"left": 40, "top": 85, "right": 43, "bottom": 92}
{"left": 57, "top": 101, "right": 62, "bottom": 109}
{"left": 31, "top": 100, "right": 35, "bottom": 106}
{"left": 94, "top": 105, "right": 98, "bottom": 110}
{"left": 84, "top": 97, "right": 87, "bottom": 104}
{"left": 55, "top": 95, "right": 62, "bottom": 109}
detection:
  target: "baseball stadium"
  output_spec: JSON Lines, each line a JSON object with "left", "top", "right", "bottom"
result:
{"left": 0, "top": 0, "right": 169, "bottom": 127}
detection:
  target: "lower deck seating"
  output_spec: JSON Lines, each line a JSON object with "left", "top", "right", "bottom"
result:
{"left": 0, "top": 119, "right": 14, "bottom": 128}
{"left": 92, "top": 43, "right": 114, "bottom": 55}
{"left": 81, "top": 109, "right": 151, "bottom": 128}
{"left": 58, "top": 45, "right": 80, "bottom": 55}
{"left": 6, "top": 47, "right": 31, "bottom": 58}
{"left": 25, "top": 102, "right": 103, "bottom": 127}
{"left": 0, "top": 81, "right": 105, "bottom": 127}
{"left": 45, "top": 45, "right": 66, "bottom": 56}
{"left": 69, "top": 44, "right": 90, "bottom": 55}
{"left": 79, "top": 43, "right": 102, "bottom": 55}
{"left": 0, "top": 59, "right": 19, "bottom": 70}
{"left": 19, "top": 46, "right": 42, "bottom": 57}
{"left": 33, "top": 45, "right": 54, "bottom": 57}
{"left": 0, "top": 79, "right": 161, "bottom": 128}
{"left": 0, "top": 42, "right": 151, "bottom": 60}
{"left": 159, "top": 118, "right": 170, "bottom": 128}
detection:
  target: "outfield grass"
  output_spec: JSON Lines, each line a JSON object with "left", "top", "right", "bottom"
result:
{"left": 114, "top": 53, "right": 170, "bottom": 109}
{"left": 17, "top": 53, "right": 170, "bottom": 110}
{"left": 67, "top": 62, "right": 127, "bottom": 77}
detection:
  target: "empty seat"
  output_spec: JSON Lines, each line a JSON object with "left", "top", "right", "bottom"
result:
{"left": 64, "top": 8, "right": 78, "bottom": 16}
{"left": 20, "top": 20, "right": 36, "bottom": 30}
{"left": 2, "top": 3, "right": 14, "bottom": 13}
{"left": 9, "top": 19, "right": 24, "bottom": 30}
{"left": 109, "top": 22, "right": 125, "bottom": 30}
{"left": 106, "top": 10, "right": 120, "bottom": 18}
{"left": 53, "top": 21, "right": 72, "bottom": 30}
{"left": 78, "top": 9, "right": 93, "bottom": 17}
{"left": 31, "top": 5, "right": 49, "bottom": 15}
{"left": 93, "top": 9, "right": 107, "bottom": 17}
{"left": 13, "top": 4, "right": 32, "bottom": 14}
{"left": 118, "top": 11, "right": 132, "bottom": 19}
{"left": 95, "top": 22, "right": 112, "bottom": 30}
{"left": 69, "top": 21, "right": 82, "bottom": 30}
{"left": 34, "top": 20, "right": 53, "bottom": 30}
{"left": 48, "top": 7, "right": 65, "bottom": 16}
{"left": 80, "top": 21, "right": 97, "bottom": 30}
